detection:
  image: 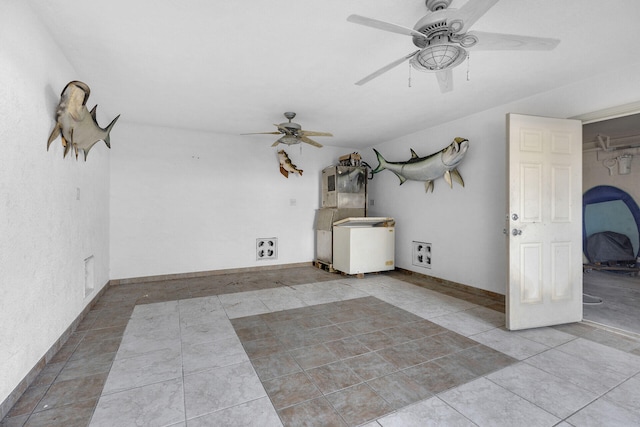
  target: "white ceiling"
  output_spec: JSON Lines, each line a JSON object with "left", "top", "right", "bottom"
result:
{"left": 28, "top": 0, "right": 640, "bottom": 149}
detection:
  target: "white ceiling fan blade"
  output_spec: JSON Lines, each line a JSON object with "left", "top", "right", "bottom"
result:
{"left": 436, "top": 69, "right": 453, "bottom": 93}
{"left": 347, "top": 14, "right": 428, "bottom": 40}
{"left": 355, "top": 50, "right": 420, "bottom": 86}
{"left": 300, "top": 136, "right": 323, "bottom": 148}
{"left": 468, "top": 31, "right": 560, "bottom": 50}
{"left": 449, "top": 0, "right": 499, "bottom": 32}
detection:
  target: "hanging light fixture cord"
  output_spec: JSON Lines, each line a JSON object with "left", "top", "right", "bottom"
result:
{"left": 466, "top": 53, "right": 470, "bottom": 81}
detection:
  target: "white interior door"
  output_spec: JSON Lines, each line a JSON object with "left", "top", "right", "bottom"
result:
{"left": 506, "top": 113, "right": 583, "bottom": 330}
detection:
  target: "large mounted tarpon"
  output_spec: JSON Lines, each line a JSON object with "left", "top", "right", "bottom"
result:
{"left": 47, "top": 81, "right": 120, "bottom": 161}
{"left": 372, "top": 137, "right": 469, "bottom": 193}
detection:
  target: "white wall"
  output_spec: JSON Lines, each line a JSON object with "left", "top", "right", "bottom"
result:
{"left": 0, "top": 1, "right": 111, "bottom": 407}
{"left": 110, "top": 122, "right": 354, "bottom": 279}
{"left": 583, "top": 148, "right": 640, "bottom": 204}
{"left": 366, "top": 60, "right": 640, "bottom": 295}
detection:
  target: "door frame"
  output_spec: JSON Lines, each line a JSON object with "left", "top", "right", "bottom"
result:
{"left": 574, "top": 101, "right": 640, "bottom": 334}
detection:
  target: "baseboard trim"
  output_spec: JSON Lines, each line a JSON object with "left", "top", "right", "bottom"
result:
{"left": 394, "top": 268, "right": 505, "bottom": 303}
{"left": 109, "top": 262, "right": 313, "bottom": 286}
{"left": 0, "top": 283, "right": 109, "bottom": 420}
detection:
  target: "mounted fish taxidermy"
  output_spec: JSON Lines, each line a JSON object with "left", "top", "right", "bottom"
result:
{"left": 47, "top": 81, "right": 120, "bottom": 161}
{"left": 278, "top": 149, "right": 303, "bottom": 178}
{"left": 372, "top": 137, "right": 469, "bottom": 193}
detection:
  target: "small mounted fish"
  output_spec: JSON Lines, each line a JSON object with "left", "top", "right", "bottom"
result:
{"left": 372, "top": 137, "right": 469, "bottom": 193}
{"left": 278, "top": 149, "right": 303, "bottom": 178}
{"left": 47, "top": 81, "right": 120, "bottom": 161}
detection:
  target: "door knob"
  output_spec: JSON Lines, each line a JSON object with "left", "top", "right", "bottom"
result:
{"left": 512, "top": 229, "right": 522, "bottom": 236}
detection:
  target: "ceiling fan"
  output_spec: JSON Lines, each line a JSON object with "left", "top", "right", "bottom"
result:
{"left": 348, "top": 0, "right": 560, "bottom": 93}
{"left": 242, "top": 112, "right": 332, "bottom": 148}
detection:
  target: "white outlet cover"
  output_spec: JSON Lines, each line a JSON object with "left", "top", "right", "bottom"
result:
{"left": 256, "top": 238, "right": 278, "bottom": 260}
{"left": 412, "top": 241, "right": 431, "bottom": 268}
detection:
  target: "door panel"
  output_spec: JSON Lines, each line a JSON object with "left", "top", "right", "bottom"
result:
{"left": 507, "top": 114, "right": 583, "bottom": 330}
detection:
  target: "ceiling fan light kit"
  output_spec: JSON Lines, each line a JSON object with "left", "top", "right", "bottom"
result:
{"left": 410, "top": 37, "right": 468, "bottom": 72}
{"left": 348, "top": 0, "right": 559, "bottom": 92}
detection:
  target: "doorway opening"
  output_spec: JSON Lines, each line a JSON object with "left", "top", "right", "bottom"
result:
{"left": 580, "top": 109, "right": 640, "bottom": 336}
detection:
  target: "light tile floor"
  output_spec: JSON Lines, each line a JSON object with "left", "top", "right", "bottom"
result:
{"left": 2, "top": 267, "right": 640, "bottom": 426}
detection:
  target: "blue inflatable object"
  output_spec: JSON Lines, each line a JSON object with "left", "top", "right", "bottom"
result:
{"left": 583, "top": 185, "right": 640, "bottom": 258}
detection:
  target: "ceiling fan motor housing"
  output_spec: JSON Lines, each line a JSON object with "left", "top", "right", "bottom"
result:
{"left": 279, "top": 122, "right": 301, "bottom": 133}
{"left": 279, "top": 112, "right": 302, "bottom": 134}
{"left": 425, "top": 0, "right": 452, "bottom": 11}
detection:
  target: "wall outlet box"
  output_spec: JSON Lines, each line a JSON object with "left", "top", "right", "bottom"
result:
{"left": 412, "top": 241, "right": 431, "bottom": 268}
{"left": 256, "top": 238, "right": 278, "bottom": 260}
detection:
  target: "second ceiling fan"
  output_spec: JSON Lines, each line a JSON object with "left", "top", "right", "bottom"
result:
{"left": 242, "top": 112, "right": 331, "bottom": 148}
{"left": 348, "top": 0, "right": 560, "bottom": 93}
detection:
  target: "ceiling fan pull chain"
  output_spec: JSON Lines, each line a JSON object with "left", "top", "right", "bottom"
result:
{"left": 408, "top": 62, "right": 412, "bottom": 87}
{"left": 466, "top": 53, "right": 470, "bottom": 81}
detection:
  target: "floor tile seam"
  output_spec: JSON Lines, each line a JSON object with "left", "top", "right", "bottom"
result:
{"left": 467, "top": 329, "right": 553, "bottom": 354}
{"left": 65, "top": 346, "right": 121, "bottom": 367}
{"left": 261, "top": 369, "right": 324, "bottom": 411}
{"left": 564, "top": 397, "right": 640, "bottom": 425}
{"left": 322, "top": 381, "right": 398, "bottom": 425}
{"left": 435, "top": 377, "right": 564, "bottom": 425}
{"left": 31, "top": 390, "right": 104, "bottom": 417}
{"left": 53, "top": 356, "right": 117, "bottom": 391}
{"left": 261, "top": 348, "right": 402, "bottom": 383}
{"left": 51, "top": 351, "right": 117, "bottom": 387}
{"left": 420, "top": 395, "right": 478, "bottom": 427}
{"left": 565, "top": 389, "right": 638, "bottom": 423}
{"left": 180, "top": 334, "right": 240, "bottom": 349}
{"left": 483, "top": 372, "right": 604, "bottom": 423}
{"left": 25, "top": 375, "right": 106, "bottom": 425}
{"left": 552, "top": 339, "right": 640, "bottom": 376}
{"left": 5, "top": 382, "right": 52, "bottom": 420}
{"left": 24, "top": 396, "right": 100, "bottom": 427}
{"left": 178, "top": 316, "right": 189, "bottom": 427}
{"left": 598, "top": 375, "right": 640, "bottom": 409}
{"left": 184, "top": 395, "right": 273, "bottom": 424}
{"left": 100, "top": 370, "right": 185, "bottom": 398}
{"left": 267, "top": 376, "right": 396, "bottom": 425}
{"left": 243, "top": 316, "right": 496, "bottom": 360}
{"left": 518, "top": 354, "right": 618, "bottom": 397}
{"left": 289, "top": 340, "right": 484, "bottom": 386}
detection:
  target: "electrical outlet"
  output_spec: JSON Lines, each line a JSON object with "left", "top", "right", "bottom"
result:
{"left": 412, "top": 241, "right": 431, "bottom": 268}
{"left": 256, "top": 238, "right": 278, "bottom": 260}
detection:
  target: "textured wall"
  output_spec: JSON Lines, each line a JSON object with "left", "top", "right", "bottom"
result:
{"left": 109, "top": 122, "right": 355, "bottom": 279}
{"left": 0, "top": 1, "right": 111, "bottom": 406}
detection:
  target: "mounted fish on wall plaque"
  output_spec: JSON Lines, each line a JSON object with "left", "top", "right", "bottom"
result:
{"left": 372, "top": 137, "right": 469, "bottom": 193}
{"left": 277, "top": 149, "right": 303, "bottom": 178}
{"left": 47, "top": 80, "right": 120, "bottom": 161}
